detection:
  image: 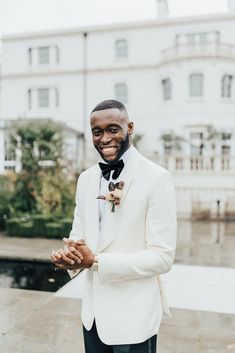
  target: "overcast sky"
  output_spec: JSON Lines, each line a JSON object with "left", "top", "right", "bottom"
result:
{"left": 0, "top": 0, "right": 229, "bottom": 37}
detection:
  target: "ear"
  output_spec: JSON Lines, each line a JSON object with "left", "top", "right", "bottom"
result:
{"left": 128, "top": 122, "right": 134, "bottom": 135}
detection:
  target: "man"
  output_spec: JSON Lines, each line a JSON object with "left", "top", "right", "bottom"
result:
{"left": 51, "top": 99, "right": 177, "bottom": 353}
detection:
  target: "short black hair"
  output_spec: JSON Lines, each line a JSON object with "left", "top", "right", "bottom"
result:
{"left": 91, "top": 99, "right": 128, "bottom": 115}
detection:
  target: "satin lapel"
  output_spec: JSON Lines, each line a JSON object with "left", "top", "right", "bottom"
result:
{"left": 97, "top": 147, "right": 142, "bottom": 253}
{"left": 118, "top": 147, "right": 142, "bottom": 204}
{"left": 84, "top": 166, "right": 101, "bottom": 252}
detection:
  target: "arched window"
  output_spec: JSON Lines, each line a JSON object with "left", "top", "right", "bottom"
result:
{"left": 115, "top": 39, "right": 128, "bottom": 58}
{"left": 161, "top": 78, "right": 171, "bottom": 100}
{"left": 115, "top": 83, "right": 128, "bottom": 103}
{"left": 221, "top": 75, "right": 233, "bottom": 98}
{"left": 189, "top": 73, "right": 203, "bottom": 97}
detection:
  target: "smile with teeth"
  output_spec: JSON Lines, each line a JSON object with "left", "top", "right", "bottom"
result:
{"left": 101, "top": 146, "right": 117, "bottom": 155}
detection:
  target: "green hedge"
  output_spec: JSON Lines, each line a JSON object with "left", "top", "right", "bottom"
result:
{"left": 6, "top": 216, "right": 73, "bottom": 238}
{"left": 31, "top": 215, "right": 53, "bottom": 236}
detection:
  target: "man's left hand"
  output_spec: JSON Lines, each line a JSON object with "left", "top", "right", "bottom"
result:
{"left": 63, "top": 238, "right": 95, "bottom": 268}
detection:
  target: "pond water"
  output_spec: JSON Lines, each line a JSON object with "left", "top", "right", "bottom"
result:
{"left": 0, "top": 220, "right": 234, "bottom": 292}
{"left": 0, "top": 259, "right": 70, "bottom": 292}
{"left": 176, "top": 220, "right": 235, "bottom": 268}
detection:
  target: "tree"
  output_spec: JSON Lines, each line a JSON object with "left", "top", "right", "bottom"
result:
{"left": 9, "top": 119, "right": 76, "bottom": 217}
{"left": 10, "top": 119, "right": 63, "bottom": 173}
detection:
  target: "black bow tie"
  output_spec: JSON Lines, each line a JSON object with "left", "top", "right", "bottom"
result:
{"left": 99, "top": 159, "right": 124, "bottom": 181}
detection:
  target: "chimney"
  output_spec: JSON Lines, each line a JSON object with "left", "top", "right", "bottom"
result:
{"left": 157, "top": 0, "right": 169, "bottom": 18}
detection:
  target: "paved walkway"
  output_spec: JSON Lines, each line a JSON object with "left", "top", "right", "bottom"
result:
{"left": 0, "top": 230, "right": 235, "bottom": 352}
{"left": 0, "top": 232, "right": 61, "bottom": 262}
{"left": 0, "top": 288, "right": 235, "bottom": 353}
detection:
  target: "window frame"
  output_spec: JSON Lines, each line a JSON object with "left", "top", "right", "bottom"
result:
{"left": 28, "top": 89, "right": 32, "bottom": 109}
{"left": 28, "top": 48, "right": 32, "bottom": 65}
{"left": 221, "top": 74, "right": 233, "bottom": 98}
{"left": 115, "top": 39, "right": 128, "bottom": 59}
{"left": 38, "top": 46, "right": 50, "bottom": 65}
{"left": 161, "top": 78, "right": 172, "bottom": 101}
{"left": 189, "top": 73, "right": 204, "bottom": 98}
{"left": 38, "top": 88, "right": 49, "bottom": 108}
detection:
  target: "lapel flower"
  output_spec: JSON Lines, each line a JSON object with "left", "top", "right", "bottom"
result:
{"left": 97, "top": 181, "right": 124, "bottom": 213}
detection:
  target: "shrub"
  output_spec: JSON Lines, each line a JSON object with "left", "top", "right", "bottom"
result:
{"left": 6, "top": 215, "right": 72, "bottom": 238}
{"left": 6, "top": 218, "right": 33, "bottom": 237}
{"left": 0, "top": 203, "right": 10, "bottom": 231}
{"left": 0, "top": 175, "right": 12, "bottom": 230}
{"left": 60, "top": 218, "right": 73, "bottom": 237}
{"left": 6, "top": 218, "right": 21, "bottom": 236}
{"left": 44, "top": 222, "right": 63, "bottom": 239}
{"left": 18, "top": 222, "right": 34, "bottom": 237}
{"left": 31, "top": 214, "right": 53, "bottom": 236}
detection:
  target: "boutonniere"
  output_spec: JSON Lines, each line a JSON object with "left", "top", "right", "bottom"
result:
{"left": 97, "top": 181, "right": 124, "bottom": 213}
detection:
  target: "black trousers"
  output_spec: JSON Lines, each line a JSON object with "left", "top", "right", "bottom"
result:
{"left": 83, "top": 321, "right": 157, "bottom": 353}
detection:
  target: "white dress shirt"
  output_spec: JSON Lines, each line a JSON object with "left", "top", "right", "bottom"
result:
{"left": 99, "top": 145, "right": 134, "bottom": 222}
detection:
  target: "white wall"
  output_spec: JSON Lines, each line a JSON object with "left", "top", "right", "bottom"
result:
{"left": 1, "top": 12, "right": 235, "bottom": 157}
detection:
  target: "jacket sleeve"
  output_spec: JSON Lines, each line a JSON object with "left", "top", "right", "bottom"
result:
{"left": 97, "top": 171, "right": 177, "bottom": 284}
{"left": 69, "top": 173, "right": 85, "bottom": 241}
{"left": 68, "top": 173, "right": 85, "bottom": 278}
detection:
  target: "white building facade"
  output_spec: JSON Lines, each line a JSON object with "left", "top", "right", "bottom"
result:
{"left": 1, "top": 1, "right": 235, "bottom": 218}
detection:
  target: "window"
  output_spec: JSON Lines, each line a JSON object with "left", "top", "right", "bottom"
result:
{"left": 189, "top": 74, "right": 203, "bottom": 97}
{"left": 55, "top": 88, "right": 59, "bottom": 107}
{"left": 28, "top": 48, "right": 32, "bottom": 65}
{"left": 161, "top": 78, "right": 171, "bottom": 100}
{"left": 39, "top": 47, "right": 50, "bottom": 64}
{"left": 187, "top": 33, "right": 197, "bottom": 45}
{"left": 222, "top": 145, "right": 230, "bottom": 156}
{"left": 55, "top": 46, "right": 60, "bottom": 63}
{"left": 221, "top": 75, "right": 233, "bottom": 98}
{"left": 164, "top": 144, "right": 172, "bottom": 156}
{"left": 115, "top": 39, "right": 128, "bottom": 58}
{"left": 190, "top": 132, "right": 204, "bottom": 156}
{"left": 38, "top": 88, "right": 49, "bottom": 107}
{"left": 28, "top": 89, "right": 32, "bottom": 109}
{"left": 115, "top": 83, "right": 128, "bottom": 103}
{"left": 176, "top": 31, "right": 220, "bottom": 46}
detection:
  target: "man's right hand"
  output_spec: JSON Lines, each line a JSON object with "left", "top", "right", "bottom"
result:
{"left": 50, "top": 239, "right": 84, "bottom": 270}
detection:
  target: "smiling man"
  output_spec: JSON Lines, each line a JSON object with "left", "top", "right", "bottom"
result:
{"left": 51, "top": 99, "right": 177, "bottom": 353}
{"left": 91, "top": 102, "right": 132, "bottom": 163}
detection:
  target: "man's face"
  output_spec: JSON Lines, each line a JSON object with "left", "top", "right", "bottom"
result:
{"left": 90, "top": 108, "right": 134, "bottom": 163}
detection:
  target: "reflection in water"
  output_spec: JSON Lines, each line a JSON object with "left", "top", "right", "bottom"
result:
{"left": 0, "top": 260, "right": 70, "bottom": 292}
{"left": 0, "top": 221, "right": 234, "bottom": 292}
{"left": 176, "top": 221, "right": 235, "bottom": 267}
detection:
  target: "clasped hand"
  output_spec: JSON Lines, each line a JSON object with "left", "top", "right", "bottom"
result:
{"left": 51, "top": 238, "right": 95, "bottom": 270}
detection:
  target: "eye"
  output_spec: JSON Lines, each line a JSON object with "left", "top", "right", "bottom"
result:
{"left": 109, "top": 128, "right": 119, "bottom": 134}
{"left": 92, "top": 130, "right": 102, "bottom": 137}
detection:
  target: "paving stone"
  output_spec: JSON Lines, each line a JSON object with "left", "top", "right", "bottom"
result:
{"left": 0, "top": 224, "right": 235, "bottom": 352}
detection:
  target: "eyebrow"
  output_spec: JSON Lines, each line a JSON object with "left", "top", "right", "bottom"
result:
{"left": 91, "top": 124, "right": 121, "bottom": 131}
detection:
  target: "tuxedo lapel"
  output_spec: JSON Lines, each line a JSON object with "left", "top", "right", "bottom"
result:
{"left": 118, "top": 147, "right": 142, "bottom": 204}
{"left": 85, "top": 166, "right": 101, "bottom": 252}
{"left": 97, "top": 147, "right": 142, "bottom": 253}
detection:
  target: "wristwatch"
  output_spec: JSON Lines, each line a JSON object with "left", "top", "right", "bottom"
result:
{"left": 90, "top": 255, "right": 98, "bottom": 271}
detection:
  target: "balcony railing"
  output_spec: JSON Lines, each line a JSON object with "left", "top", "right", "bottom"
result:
{"left": 158, "top": 155, "right": 235, "bottom": 173}
{"left": 161, "top": 42, "right": 235, "bottom": 63}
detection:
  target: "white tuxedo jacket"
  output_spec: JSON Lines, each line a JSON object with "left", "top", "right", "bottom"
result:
{"left": 69, "top": 147, "right": 177, "bottom": 345}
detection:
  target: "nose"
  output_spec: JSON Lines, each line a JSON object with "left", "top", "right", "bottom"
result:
{"left": 100, "top": 131, "right": 112, "bottom": 144}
